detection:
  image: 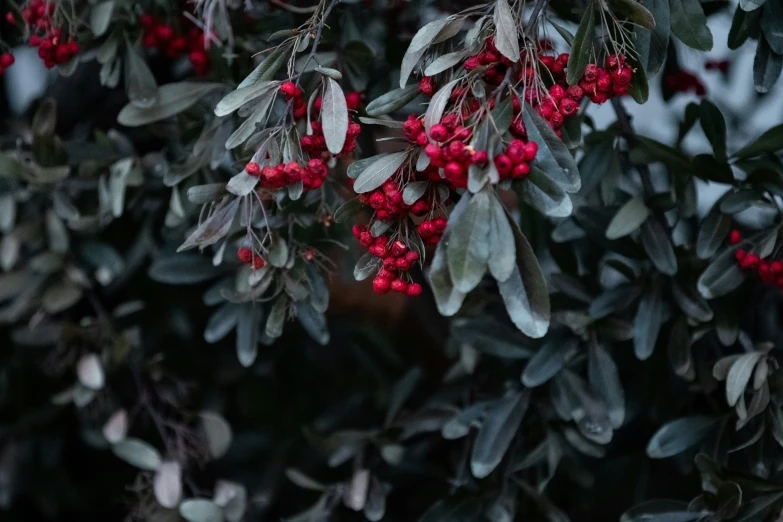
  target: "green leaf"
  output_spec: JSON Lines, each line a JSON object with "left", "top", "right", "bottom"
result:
{"left": 499, "top": 220, "right": 550, "bottom": 338}
{"left": 424, "top": 51, "right": 469, "bottom": 76}
{"left": 112, "top": 438, "right": 162, "bottom": 470}
{"left": 606, "top": 197, "right": 650, "bottom": 239}
{"left": 641, "top": 219, "right": 677, "bottom": 275}
{"left": 522, "top": 104, "right": 581, "bottom": 192}
{"left": 493, "top": 0, "right": 520, "bottom": 62}
{"left": 726, "top": 353, "right": 764, "bottom": 407}
{"left": 646, "top": 417, "right": 719, "bottom": 458}
{"left": 225, "top": 91, "right": 275, "bottom": 149}
{"left": 488, "top": 193, "right": 516, "bottom": 282}
{"left": 697, "top": 244, "right": 746, "bottom": 299}
{"left": 490, "top": 97, "right": 514, "bottom": 134}
{"left": 471, "top": 390, "right": 530, "bottom": 478}
{"left": 315, "top": 66, "right": 342, "bottom": 80}
{"left": 296, "top": 299, "right": 330, "bottom": 345}
{"left": 728, "top": 7, "right": 759, "bottom": 49}
{"left": 696, "top": 202, "right": 731, "bottom": 259}
{"left": 734, "top": 122, "right": 783, "bottom": 158}
{"left": 754, "top": 37, "right": 783, "bottom": 93}
{"left": 322, "top": 78, "right": 348, "bottom": 155}
{"left": 200, "top": 411, "right": 233, "bottom": 459}
{"left": 517, "top": 166, "right": 573, "bottom": 217}
{"left": 622, "top": 500, "right": 707, "bottom": 522}
{"left": 669, "top": 0, "right": 713, "bottom": 51}
{"left": 589, "top": 283, "right": 643, "bottom": 319}
{"left": 179, "top": 499, "right": 223, "bottom": 522}
{"left": 265, "top": 296, "right": 288, "bottom": 338}
{"left": 691, "top": 154, "right": 734, "bottom": 183}
{"left": 613, "top": 0, "right": 656, "bottom": 29}
{"left": 671, "top": 281, "right": 713, "bottom": 322}
{"left": 118, "top": 82, "right": 222, "bottom": 127}
{"left": 522, "top": 339, "right": 572, "bottom": 387}
{"left": 204, "top": 304, "right": 239, "bottom": 343}
{"left": 149, "top": 254, "right": 225, "bottom": 285}
{"left": 588, "top": 343, "right": 625, "bottom": 428}
{"left": 90, "top": 1, "right": 114, "bottom": 37}
{"left": 425, "top": 80, "right": 459, "bottom": 136}
{"left": 178, "top": 198, "right": 240, "bottom": 252}
{"left": 634, "top": 281, "right": 664, "bottom": 360}
{"left": 353, "top": 152, "right": 409, "bottom": 193}
{"left": 448, "top": 191, "right": 492, "bottom": 293}
{"left": 631, "top": 137, "right": 691, "bottom": 170}
{"left": 567, "top": 5, "right": 596, "bottom": 84}
{"left": 761, "top": 0, "right": 783, "bottom": 53}
{"left": 215, "top": 81, "right": 276, "bottom": 117}
{"left": 402, "top": 181, "right": 428, "bottom": 205}
{"left": 334, "top": 197, "right": 363, "bottom": 223}
{"left": 700, "top": 100, "right": 727, "bottom": 161}
{"left": 400, "top": 18, "right": 454, "bottom": 88}
{"left": 385, "top": 367, "right": 422, "bottom": 427}
{"left": 239, "top": 47, "right": 288, "bottom": 88}
{"left": 125, "top": 43, "right": 158, "bottom": 108}
{"left": 741, "top": 0, "right": 766, "bottom": 12}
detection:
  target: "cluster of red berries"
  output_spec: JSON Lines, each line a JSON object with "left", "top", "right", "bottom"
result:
{"left": 351, "top": 229, "right": 424, "bottom": 295}
{"left": 18, "top": 0, "right": 53, "bottom": 31}
{"left": 664, "top": 70, "right": 706, "bottom": 96}
{"left": 0, "top": 53, "right": 14, "bottom": 74}
{"left": 417, "top": 217, "right": 448, "bottom": 246}
{"left": 279, "top": 81, "right": 308, "bottom": 120}
{"left": 31, "top": 28, "right": 79, "bottom": 68}
{"left": 358, "top": 179, "right": 446, "bottom": 222}
{"left": 139, "top": 15, "right": 210, "bottom": 75}
{"left": 314, "top": 91, "right": 363, "bottom": 112}
{"left": 245, "top": 158, "right": 328, "bottom": 191}
{"left": 301, "top": 120, "right": 361, "bottom": 159}
{"left": 705, "top": 60, "right": 730, "bottom": 73}
{"left": 731, "top": 230, "right": 783, "bottom": 287}
{"left": 237, "top": 247, "right": 265, "bottom": 269}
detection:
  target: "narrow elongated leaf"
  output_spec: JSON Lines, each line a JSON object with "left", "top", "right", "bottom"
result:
{"left": 399, "top": 19, "right": 451, "bottom": 88}
{"left": 448, "top": 191, "right": 491, "bottom": 292}
{"left": 488, "top": 193, "right": 515, "bottom": 282}
{"left": 493, "top": 0, "right": 520, "bottom": 62}
{"left": 385, "top": 367, "right": 422, "bottom": 427}
{"left": 90, "top": 1, "right": 114, "bottom": 37}
{"left": 614, "top": 0, "right": 655, "bottom": 28}
{"left": 761, "top": 0, "right": 783, "bottom": 53}
{"left": 471, "top": 390, "right": 530, "bottom": 478}
{"left": 646, "top": 416, "right": 719, "bottom": 458}
{"left": 178, "top": 198, "right": 240, "bottom": 252}
{"left": 700, "top": 101, "right": 727, "bottom": 161}
{"left": 741, "top": 0, "right": 766, "bottom": 10}
{"left": 322, "top": 78, "right": 348, "bottom": 154}
{"left": 669, "top": 0, "right": 713, "bottom": 50}
{"left": 125, "top": 44, "right": 158, "bottom": 108}
{"left": 428, "top": 198, "right": 469, "bottom": 316}
{"left": 753, "top": 37, "right": 783, "bottom": 93}
{"left": 179, "top": 499, "right": 223, "bottom": 522}
{"left": 697, "top": 245, "right": 745, "bottom": 299}
{"left": 606, "top": 198, "right": 650, "bottom": 239}
{"left": 622, "top": 500, "right": 707, "bottom": 522}
{"left": 215, "top": 81, "right": 276, "bottom": 117}
{"left": 634, "top": 282, "right": 664, "bottom": 360}
{"left": 696, "top": 202, "right": 731, "bottom": 259}
{"left": 641, "top": 219, "right": 678, "bottom": 275}
{"left": 201, "top": 411, "right": 233, "bottom": 459}
{"left": 112, "top": 438, "right": 162, "bottom": 470}
{"left": 236, "top": 304, "right": 261, "bottom": 367}
{"left": 522, "top": 340, "right": 572, "bottom": 387}
{"left": 726, "top": 352, "right": 764, "bottom": 406}
{"left": 354, "top": 152, "right": 408, "bottom": 193}
{"left": 239, "top": 47, "right": 287, "bottom": 88}
{"left": 499, "top": 220, "right": 550, "bottom": 338}
{"left": 149, "top": 254, "right": 225, "bottom": 284}
{"left": 588, "top": 343, "right": 625, "bottom": 428}
{"left": 734, "top": 123, "right": 783, "bottom": 158}
{"left": 517, "top": 166, "right": 573, "bottom": 217}
{"left": 567, "top": 5, "right": 596, "bottom": 84}
{"left": 118, "top": 82, "right": 222, "bottom": 127}
{"left": 671, "top": 281, "right": 713, "bottom": 322}
{"left": 424, "top": 51, "right": 468, "bottom": 76}
{"left": 729, "top": 7, "right": 758, "bottom": 49}
{"left": 403, "top": 181, "right": 428, "bottom": 205}
{"left": 425, "top": 80, "right": 458, "bottom": 136}
{"left": 522, "top": 104, "right": 580, "bottom": 192}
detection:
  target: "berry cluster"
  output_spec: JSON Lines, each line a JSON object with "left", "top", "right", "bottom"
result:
{"left": 664, "top": 69, "right": 706, "bottom": 96}
{"left": 732, "top": 230, "right": 783, "bottom": 287}
{"left": 139, "top": 15, "right": 210, "bottom": 75}
{"left": 301, "top": 120, "right": 361, "bottom": 159}
{"left": 31, "top": 28, "right": 79, "bottom": 68}
{"left": 417, "top": 217, "right": 448, "bottom": 246}
{"left": 19, "top": 0, "right": 54, "bottom": 32}
{"left": 279, "top": 81, "right": 308, "bottom": 120}
{"left": 237, "top": 247, "right": 265, "bottom": 269}
{"left": 245, "top": 158, "right": 328, "bottom": 191}
{"left": 351, "top": 228, "right": 423, "bottom": 295}
{"left": 358, "top": 179, "right": 447, "bottom": 222}
{"left": 315, "top": 91, "right": 363, "bottom": 112}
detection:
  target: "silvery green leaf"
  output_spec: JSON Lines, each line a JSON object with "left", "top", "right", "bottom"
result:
{"left": 42, "top": 279, "right": 83, "bottom": 314}
{"left": 125, "top": 43, "right": 158, "bottom": 108}
{"left": 265, "top": 295, "right": 288, "bottom": 338}
{"left": 296, "top": 299, "right": 330, "bottom": 345}
{"left": 178, "top": 198, "right": 240, "bottom": 252}
{"left": 225, "top": 91, "right": 276, "bottom": 149}
{"left": 149, "top": 254, "right": 225, "bottom": 284}
{"left": 669, "top": 0, "right": 714, "bottom": 50}
{"left": 187, "top": 183, "right": 227, "bottom": 204}
{"left": 179, "top": 499, "right": 224, "bottom": 522}
{"left": 214, "top": 81, "right": 276, "bottom": 117}
{"left": 428, "top": 197, "right": 469, "bottom": 316}
{"left": 46, "top": 209, "right": 69, "bottom": 253}
{"left": 634, "top": 282, "right": 664, "bottom": 360}
{"left": 353, "top": 152, "right": 408, "bottom": 193}
{"left": 239, "top": 46, "right": 288, "bottom": 88}
{"left": 493, "top": 0, "right": 520, "bottom": 62}
{"left": 696, "top": 202, "right": 731, "bottom": 259}
{"left": 90, "top": 1, "right": 114, "bottom": 37}
{"left": 267, "top": 238, "right": 289, "bottom": 268}
{"left": 488, "top": 193, "right": 515, "bottom": 282}
{"left": 606, "top": 198, "right": 650, "bottom": 239}
{"left": 588, "top": 343, "right": 625, "bottom": 428}
{"left": 522, "top": 340, "right": 572, "bottom": 387}
{"left": 354, "top": 253, "right": 382, "bottom": 281}
{"left": 471, "top": 390, "right": 530, "bottom": 478}
{"left": 363, "top": 476, "right": 386, "bottom": 522}
{"left": 112, "top": 438, "right": 162, "bottom": 470}
{"left": 621, "top": 500, "right": 706, "bottom": 522}
{"left": 77, "top": 353, "right": 105, "bottom": 390}
{"left": 153, "top": 461, "right": 183, "bottom": 508}
{"left": 213, "top": 481, "right": 247, "bottom": 522}
{"left": 567, "top": 5, "right": 596, "bottom": 84}
{"left": 726, "top": 352, "right": 764, "bottom": 407}
{"left": 640, "top": 219, "right": 678, "bottom": 275}
{"left": 235, "top": 304, "right": 261, "bottom": 367}
{"left": 424, "top": 51, "right": 469, "bottom": 76}
{"left": 403, "top": 181, "right": 428, "bottom": 205}
{"left": 447, "top": 191, "right": 492, "bottom": 293}
{"left": 102, "top": 409, "right": 128, "bottom": 444}
{"left": 517, "top": 166, "right": 573, "bottom": 217}
{"left": 646, "top": 417, "right": 719, "bottom": 458}
{"left": 358, "top": 117, "right": 405, "bottom": 128}
{"left": 322, "top": 78, "right": 348, "bottom": 154}
{"left": 118, "top": 82, "right": 222, "bottom": 127}
{"left": 522, "top": 104, "right": 580, "bottom": 192}
{"left": 226, "top": 171, "right": 258, "bottom": 196}
{"left": 315, "top": 66, "right": 342, "bottom": 80}
{"left": 201, "top": 411, "right": 233, "bottom": 459}
{"left": 365, "top": 85, "right": 420, "bottom": 117}
{"left": 204, "top": 303, "right": 240, "bottom": 343}
{"left": 754, "top": 37, "right": 783, "bottom": 93}
{"left": 343, "top": 469, "right": 370, "bottom": 511}
{"left": 425, "top": 80, "right": 459, "bottom": 136}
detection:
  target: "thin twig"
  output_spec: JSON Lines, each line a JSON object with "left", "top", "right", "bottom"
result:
{"left": 295, "top": 0, "right": 340, "bottom": 88}
{"left": 524, "top": 0, "right": 549, "bottom": 36}
{"left": 270, "top": 0, "right": 319, "bottom": 13}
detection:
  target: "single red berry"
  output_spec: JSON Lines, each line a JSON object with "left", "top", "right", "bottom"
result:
{"left": 472, "top": 150, "right": 489, "bottom": 166}
{"left": 606, "top": 54, "right": 621, "bottom": 70}
{"left": 5, "top": 12, "right": 14, "bottom": 24}
{"left": 425, "top": 144, "right": 442, "bottom": 160}
{"left": 559, "top": 98, "right": 579, "bottom": 117}
{"left": 416, "top": 131, "right": 429, "bottom": 146}
{"left": 378, "top": 267, "right": 395, "bottom": 280}
{"left": 280, "top": 81, "right": 296, "bottom": 98}
{"left": 373, "top": 277, "right": 391, "bottom": 294}
{"left": 345, "top": 91, "right": 362, "bottom": 110}
{"left": 556, "top": 53, "right": 570, "bottom": 67}
{"left": 612, "top": 67, "right": 633, "bottom": 86}
{"left": 506, "top": 139, "right": 526, "bottom": 163}
{"left": 391, "top": 240, "right": 407, "bottom": 257}
{"left": 419, "top": 76, "right": 435, "bottom": 97}
{"left": 566, "top": 85, "right": 584, "bottom": 101}
{"left": 464, "top": 56, "right": 481, "bottom": 70}
{"left": 0, "top": 53, "right": 13, "bottom": 68}
{"left": 352, "top": 225, "right": 364, "bottom": 238}
{"left": 772, "top": 261, "right": 783, "bottom": 274}
{"left": 253, "top": 256, "right": 265, "bottom": 269}
{"left": 237, "top": 247, "right": 253, "bottom": 264}
{"left": 549, "top": 84, "right": 566, "bottom": 100}
{"left": 155, "top": 25, "right": 174, "bottom": 42}
{"left": 429, "top": 124, "right": 449, "bottom": 142}
{"left": 418, "top": 221, "right": 435, "bottom": 238}
{"left": 405, "top": 251, "right": 420, "bottom": 263}
{"left": 729, "top": 230, "right": 742, "bottom": 245}
{"left": 583, "top": 64, "right": 599, "bottom": 82}
{"left": 432, "top": 217, "right": 448, "bottom": 234}
{"left": 406, "top": 283, "right": 423, "bottom": 296}
{"left": 597, "top": 71, "right": 613, "bottom": 92}
{"left": 741, "top": 253, "right": 760, "bottom": 269}
{"left": 411, "top": 200, "right": 430, "bottom": 215}
{"left": 390, "top": 279, "right": 408, "bottom": 293}
{"left": 524, "top": 142, "right": 538, "bottom": 161}
{"left": 29, "top": 34, "right": 40, "bottom": 46}
{"left": 395, "top": 257, "right": 410, "bottom": 270}
{"left": 512, "top": 162, "right": 530, "bottom": 178}
{"left": 495, "top": 154, "right": 512, "bottom": 176}
{"left": 245, "top": 162, "right": 261, "bottom": 176}
{"left": 735, "top": 249, "right": 747, "bottom": 262}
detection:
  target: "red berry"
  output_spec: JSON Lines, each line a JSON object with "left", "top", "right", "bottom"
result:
{"left": 280, "top": 81, "right": 296, "bottom": 98}
{"left": 406, "top": 283, "right": 423, "bottom": 296}
{"left": 246, "top": 162, "right": 261, "bottom": 176}
{"left": 390, "top": 279, "right": 408, "bottom": 293}
{"left": 472, "top": 150, "right": 489, "bottom": 166}
{"left": 352, "top": 225, "right": 363, "bottom": 238}
{"left": 425, "top": 144, "right": 442, "bottom": 160}
{"left": 377, "top": 268, "right": 395, "bottom": 280}
{"left": 597, "top": 71, "right": 613, "bottom": 92}
{"left": 411, "top": 200, "right": 430, "bottom": 215}
{"left": 405, "top": 251, "right": 420, "bottom": 263}
{"left": 741, "top": 253, "right": 760, "bottom": 269}
{"left": 432, "top": 217, "right": 448, "bottom": 234}
{"left": 559, "top": 98, "right": 579, "bottom": 117}
{"left": 416, "top": 131, "right": 429, "bottom": 146}
{"left": 5, "top": 12, "right": 14, "bottom": 24}
{"left": 419, "top": 76, "right": 435, "bottom": 97}
{"left": 583, "top": 64, "right": 599, "bottom": 82}
{"left": 418, "top": 221, "right": 435, "bottom": 238}
{"left": 237, "top": 247, "right": 253, "bottom": 264}
{"left": 395, "top": 257, "right": 410, "bottom": 270}
{"left": 391, "top": 240, "right": 407, "bottom": 257}
{"left": 512, "top": 162, "right": 530, "bottom": 178}
{"left": 0, "top": 53, "right": 13, "bottom": 68}
{"left": 612, "top": 67, "right": 633, "bottom": 86}
{"left": 549, "top": 84, "right": 566, "bottom": 100}
{"left": 524, "top": 142, "right": 538, "bottom": 161}
{"left": 772, "top": 262, "right": 782, "bottom": 274}
{"left": 729, "top": 230, "right": 741, "bottom": 245}
{"left": 567, "top": 85, "right": 584, "bottom": 101}
{"left": 373, "top": 277, "right": 391, "bottom": 294}
{"left": 495, "top": 154, "right": 512, "bottom": 176}
{"left": 155, "top": 25, "right": 174, "bottom": 42}
{"left": 429, "top": 124, "right": 449, "bottom": 142}
{"left": 30, "top": 34, "right": 40, "bottom": 46}
{"left": 345, "top": 91, "right": 362, "bottom": 110}
{"left": 506, "top": 139, "right": 526, "bottom": 163}
{"left": 464, "top": 56, "right": 481, "bottom": 70}
{"left": 253, "top": 257, "right": 265, "bottom": 269}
